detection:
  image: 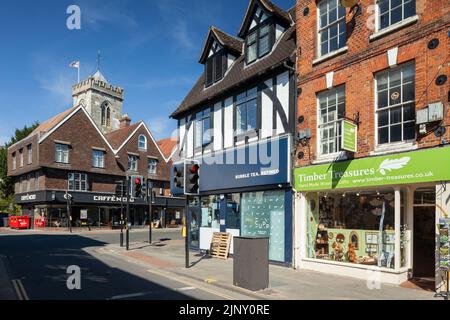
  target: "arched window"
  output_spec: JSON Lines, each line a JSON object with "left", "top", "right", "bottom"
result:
{"left": 101, "top": 102, "right": 111, "bottom": 126}
{"left": 138, "top": 134, "right": 147, "bottom": 150}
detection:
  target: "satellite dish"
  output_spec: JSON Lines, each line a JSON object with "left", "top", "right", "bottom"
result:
{"left": 340, "top": 0, "right": 359, "bottom": 7}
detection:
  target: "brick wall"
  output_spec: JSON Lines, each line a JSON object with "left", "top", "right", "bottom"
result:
{"left": 295, "top": 0, "right": 450, "bottom": 167}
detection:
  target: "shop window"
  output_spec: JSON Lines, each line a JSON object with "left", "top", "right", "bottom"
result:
{"left": 241, "top": 190, "right": 285, "bottom": 262}
{"left": 376, "top": 63, "right": 415, "bottom": 145}
{"left": 317, "top": 0, "right": 346, "bottom": 57}
{"left": 200, "top": 196, "right": 220, "bottom": 229}
{"left": 226, "top": 194, "right": 241, "bottom": 230}
{"left": 318, "top": 86, "right": 345, "bottom": 155}
{"left": 307, "top": 191, "right": 400, "bottom": 269}
{"left": 378, "top": 0, "right": 416, "bottom": 31}
{"left": 414, "top": 188, "right": 436, "bottom": 205}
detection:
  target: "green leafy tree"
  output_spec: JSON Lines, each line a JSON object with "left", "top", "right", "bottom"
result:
{"left": 0, "top": 123, "right": 39, "bottom": 201}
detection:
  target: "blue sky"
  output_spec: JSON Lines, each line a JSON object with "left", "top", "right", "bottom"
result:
{"left": 0, "top": 0, "right": 294, "bottom": 145}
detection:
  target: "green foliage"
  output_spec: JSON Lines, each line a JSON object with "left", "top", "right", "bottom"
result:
{"left": 0, "top": 122, "right": 39, "bottom": 200}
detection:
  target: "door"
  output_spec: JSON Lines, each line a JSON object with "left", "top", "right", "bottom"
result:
{"left": 413, "top": 206, "right": 436, "bottom": 278}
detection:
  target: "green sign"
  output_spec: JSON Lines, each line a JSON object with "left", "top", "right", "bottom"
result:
{"left": 341, "top": 120, "right": 357, "bottom": 152}
{"left": 295, "top": 147, "right": 450, "bottom": 191}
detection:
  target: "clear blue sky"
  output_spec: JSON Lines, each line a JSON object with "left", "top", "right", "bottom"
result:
{"left": 0, "top": 0, "right": 294, "bottom": 144}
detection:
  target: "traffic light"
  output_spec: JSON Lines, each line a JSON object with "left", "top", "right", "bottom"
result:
{"left": 185, "top": 161, "right": 200, "bottom": 195}
{"left": 130, "top": 175, "right": 143, "bottom": 198}
{"left": 173, "top": 165, "right": 184, "bottom": 189}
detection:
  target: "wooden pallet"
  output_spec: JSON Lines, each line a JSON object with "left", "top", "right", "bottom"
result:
{"left": 210, "top": 232, "right": 231, "bottom": 260}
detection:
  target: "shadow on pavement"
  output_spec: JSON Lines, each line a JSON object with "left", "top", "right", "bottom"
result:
{"left": 0, "top": 234, "right": 196, "bottom": 300}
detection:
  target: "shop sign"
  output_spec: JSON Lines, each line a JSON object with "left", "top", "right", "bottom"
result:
{"left": 295, "top": 147, "right": 450, "bottom": 191}
{"left": 341, "top": 120, "right": 357, "bottom": 152}
{"left": 20, "top": 194, "right": 37, "bottom": 201}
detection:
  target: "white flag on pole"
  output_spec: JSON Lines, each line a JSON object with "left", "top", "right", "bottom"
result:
{"left": 69, "top": 61, "right": 80, "bottom": 68}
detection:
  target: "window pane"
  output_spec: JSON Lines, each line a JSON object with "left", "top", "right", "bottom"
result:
{"left": 320, "top": 13, "right": 327, "bottom": 28}
{"left": 379, "top": 127, "right": 389, "bottom": 144}
{"left": 195, "top": 116, "right": 202, "bottom": 147}
{"left": 391, "top": 0, "right": 402, "bottom": 8}
{"left": 404, "top": 0, "right": 416, "bottom": 19}
{"left": 403, "top": 103, "right": 415, "bottom": 122}
{"left": 389, "top": 86, "right": 401, "bottom": 105}
{"left": 236, "top": 104, "right": 246, "bottom": 134}
{"left": 378, "top": 90, "right": 388, "bottom": 109}
{"left": 259, "top": 35, "right": 270, "bottom": 56}
{"left": 403, "top": 121, "right": 415, "bottom": 140}
{"left": 390, "top": 124, "right": 402, "bottom": 142}
{"left": 403, "top": 64, "right": 415, "bottom": 83}
{"left": 380, "top": 13, "right": 389, "bottom": 29}
{"left": 330, "top": 24, "right": 338, "bottom": 38}
{"left": 379, "top": 0, "right": 389, "bottom": 14}
{"left": 403, "top": 82, "right": 415, "bottom": 102}
{"left": 329, "top": 36, "right": 338, "bottom": 52}
{"left": 247, "top": 100, "right": 257, "bottom": 130}
{"left": 391, "top": 6, "right": 402, "bottom": 25}
{"left": 390, "top": 107, "right": 402, "bottom": 124}
{"left": 321, "top": 41, "right": 328, "bottom": 55}
{"left": 203, "top": 117, "right": 211, "bottom": 145}
{"left": 247, "top": 43, "right": 257, "bottom": 62}
{"left": 338, "top": 32, "right": 346, "bottom": 48}
{"left": 378, "top": 110, "right": 389, "bottom": 127}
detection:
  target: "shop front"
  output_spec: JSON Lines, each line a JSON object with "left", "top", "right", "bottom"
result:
{"left": 294, "top": 146, "right": 450, "bottom": 285}
{"left": 14, "top": 190, "right": 185, "bottom": 229}
{"left": 176, "top": 136, "right": 293, "bottom": 264}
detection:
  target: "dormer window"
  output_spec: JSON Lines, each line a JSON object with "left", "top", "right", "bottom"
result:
{"left": 205, "top": 41, "right": 226, "bottom": 87}
{"left": 245, "top": 9, "right": 275, "bottom": 64}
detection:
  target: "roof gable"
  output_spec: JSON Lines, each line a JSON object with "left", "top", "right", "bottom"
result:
{"left": 238, "top": 0, "right": 291, "bottom": 38}
{"left": 199, "top": 27, "right": 243, "bottom": 64}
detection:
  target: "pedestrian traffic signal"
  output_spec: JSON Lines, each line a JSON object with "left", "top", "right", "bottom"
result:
{"left": 185, "top": 162, "right": 200, "bottom": 195}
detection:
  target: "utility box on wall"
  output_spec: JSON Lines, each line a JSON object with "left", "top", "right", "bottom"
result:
{"left": 233, "top": 237, "right": 269, "bottom": 291}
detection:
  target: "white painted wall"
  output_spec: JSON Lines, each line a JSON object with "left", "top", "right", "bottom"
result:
{"left": 261, "top": 79, "right": 274, "bottom": 139}
{"left": 276, "top": 71, "right": 290, "bottom": 135}
{"left": 179, "top": 118, "right": 186, "bottom": 156}
{"left": 223, "top": 97, "right": 234, "bottom": 149}
{"left": 187, "top": 117, "right": 194, "bottom": 158}
{"left": 276, "top": 24, "right": 285, "bottom": 40}
{"left": 214, "top": 102, "right": 223, "bottom": 151}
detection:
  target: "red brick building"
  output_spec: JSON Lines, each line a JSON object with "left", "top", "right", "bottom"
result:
{"left": 293, "top": 0, "right": 449, "bottom": 286}
{"left": 7, "top": 71, "right": 184, "bottom": 228}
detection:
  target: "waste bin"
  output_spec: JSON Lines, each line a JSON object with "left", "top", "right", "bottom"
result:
{"left": 233, "top": 236, "right": 269, "bottom": 291}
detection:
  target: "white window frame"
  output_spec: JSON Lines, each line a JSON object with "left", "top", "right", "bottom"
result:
{"left": 68, "top": 172, "right": 88, "bottom": 192}
{"left": 148, "top": 159, "right": 158, "bottom": 175}
{"left": 35, "top": 172, "right": 39, "bottom": 190}
{"left": 374, "top": 62, "right": 416, "bottom": 148}
{"left": 195, "top": 108, "right": 212, "bottom": 148}
{"left": 19, "top": 149, "right": 24, "bottom": 167}
{"left": 317, "top": 86, "right": 346, "bottom": 157}
{"left": 317, "top": 0, "right": 347, "bottom": 58}
{"left": 138, "top": 135, "right": 147, "bottom": 150}
{"left": 235, "top": 87, "right": 258, "bottom": 135}
{"left": 92, "top": 150, "right": 105, "bottom": 168}
{"left": 26, "top": 174, "right": 31, "bottom": 192}
{"left": 27, "top": 145, "right": 32, "bottom": 165}
{"left": 375, "top": 0, "right": 416, "bottom": 32}
{"left": 128, "top": 155, "right": 138, "bottom": 172}
{"left": 12, "top": 153, "right": 16, "bottom": 170}
{"left": 55, "top": 143, "right": 69, "bottom": 164}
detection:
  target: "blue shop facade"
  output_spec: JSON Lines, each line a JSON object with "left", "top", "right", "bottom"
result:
{"left": 172, "top": 136, "right": 293, "bottom": 264}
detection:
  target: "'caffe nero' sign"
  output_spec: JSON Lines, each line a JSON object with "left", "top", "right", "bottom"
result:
{"left": 294, "top": 147, "right": 450, "bottom": 191}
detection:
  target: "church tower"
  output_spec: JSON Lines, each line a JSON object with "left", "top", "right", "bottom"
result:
{"left": 72, "top": 70, "right": 124, "bottom": 134}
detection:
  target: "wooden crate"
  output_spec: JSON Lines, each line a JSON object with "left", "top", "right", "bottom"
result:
{"left": 210, "top": 232, "right": 232, "bottom": 260}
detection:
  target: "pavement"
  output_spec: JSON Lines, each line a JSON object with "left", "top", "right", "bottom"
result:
{"left": 96, "top": 236, "right": 438, "bottom": 300}
{"left": 0, "top": 227, "right": 440, "bottom": 300}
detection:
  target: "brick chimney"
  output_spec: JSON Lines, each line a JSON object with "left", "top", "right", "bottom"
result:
{"left": 120, "top": 114, "right": 131, "bottom": 128}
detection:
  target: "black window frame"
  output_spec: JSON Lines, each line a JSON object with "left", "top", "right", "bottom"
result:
{"left": 194, "top": 107, "right": 214, "bottom": 151}
{"left": 245, "top": 15, "right": 275, "bottom": 65}
{"left": 205, "top": 49, "right": 227, "bottom": 87}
